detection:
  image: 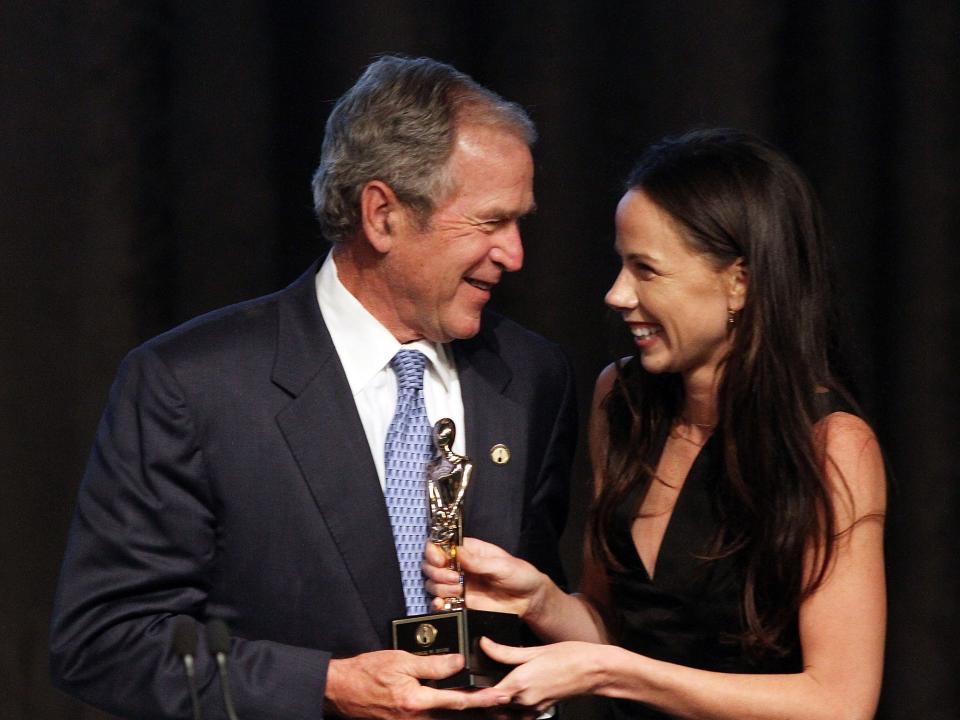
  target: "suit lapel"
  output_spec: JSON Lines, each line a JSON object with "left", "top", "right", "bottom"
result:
{"left": 272, "top": 264, "right": 405, "bottom": 645}
{"left": 454, "top": 321, "right": 528, "bottom": 553}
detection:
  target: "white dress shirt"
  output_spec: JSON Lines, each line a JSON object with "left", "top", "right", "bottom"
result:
{"left": 315, "top": 251, "right": 466, "bottom": 491}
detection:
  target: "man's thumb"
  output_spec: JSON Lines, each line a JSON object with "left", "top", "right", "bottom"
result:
{"left": 410, "top": 651, "right": 465, "bottom": 680}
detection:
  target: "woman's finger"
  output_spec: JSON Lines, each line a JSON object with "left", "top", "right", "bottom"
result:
{"left": 421, "top": 558, "right": 460, "bottom": 585}
{"left": 479, "top": 636, "right": 537, "bottom": 665}
{"left": 423, "top": 541, "right": 450, "bottom": 567}
{"left": 458, "top": 548, "right": 517, "bottom": 580}
{"left": 425, "top": 580, "right": 464, "bottom": 599}
{"left": 461, "top": 537, "right": 508, "bottom": 558}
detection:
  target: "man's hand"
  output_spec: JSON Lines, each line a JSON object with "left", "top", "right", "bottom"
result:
{"left": 324, "top": 649, "right": 490, "bottom": 719}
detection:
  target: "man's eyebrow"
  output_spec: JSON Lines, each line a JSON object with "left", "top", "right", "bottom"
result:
{"left": 511, "top": 201, "right": 538, "bottom": 218}
{"left": 476, "top": 202, "right": 537, "bottom": 221}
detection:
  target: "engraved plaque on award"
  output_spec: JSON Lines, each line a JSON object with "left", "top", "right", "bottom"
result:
{"left": 391, "top": 418, "right": 522, "bottom": 689}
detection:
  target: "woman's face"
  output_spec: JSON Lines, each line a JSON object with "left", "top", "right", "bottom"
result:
{"left": 605, "top": 190, "right": 745, "bottom": 384}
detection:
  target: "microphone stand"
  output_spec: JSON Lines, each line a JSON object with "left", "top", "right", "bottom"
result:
{"left": 206, "top": 618, "right": 241, "bottom": 720}
{"left": 172, "top": 618, "right": 203, "bottom": 720}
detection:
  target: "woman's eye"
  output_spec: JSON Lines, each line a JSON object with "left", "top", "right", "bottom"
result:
{"left": 633, "top": 262, "right": 656, "bottom": 279}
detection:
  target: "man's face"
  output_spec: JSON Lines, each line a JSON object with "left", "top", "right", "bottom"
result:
{"left": 383, "top": 124, "right": 534, "bottom": 342}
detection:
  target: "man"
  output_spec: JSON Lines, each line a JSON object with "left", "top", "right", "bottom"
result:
{"left": 50, "top": 56, "right": 576, "bottom": 719}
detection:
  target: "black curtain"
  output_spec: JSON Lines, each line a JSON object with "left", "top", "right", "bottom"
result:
{"left": 3, "top": 2, "right": 957, "bottom": 718}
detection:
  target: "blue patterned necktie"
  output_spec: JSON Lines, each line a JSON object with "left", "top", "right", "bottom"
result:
{"left": 384, "top": 349, "right": 433, "bottom": 615}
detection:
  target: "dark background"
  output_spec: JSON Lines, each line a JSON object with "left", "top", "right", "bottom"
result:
{"left": 3, "top": 2, "right": 958, "bottom": 718}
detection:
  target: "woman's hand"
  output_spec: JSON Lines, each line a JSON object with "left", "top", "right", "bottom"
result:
{"left": 421, "top": 541, "right": 465, "bottom": 606}
{"left": 423, "top": 538, "right": 550, "bottom": 618}
{"left": 475, "top": 637, "right": 616, "bottom": 713}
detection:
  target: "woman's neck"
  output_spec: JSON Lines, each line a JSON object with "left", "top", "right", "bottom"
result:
{"left": 680, "top": 364, "right": 721, "bottom": 427}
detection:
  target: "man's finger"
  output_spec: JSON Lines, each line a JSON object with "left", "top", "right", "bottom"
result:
{"left": 463, "top": 687, "right": 511, "bottom": 707}
{"left": 436, "top": 686, "right": 507, "bottom": 711}
{"left": 408, "top": 651, "right": 466, "bottom": 680}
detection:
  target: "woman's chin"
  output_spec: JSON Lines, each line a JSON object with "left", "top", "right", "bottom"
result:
{"left": 638, "top": 352, "right": 670, "bottom": 375}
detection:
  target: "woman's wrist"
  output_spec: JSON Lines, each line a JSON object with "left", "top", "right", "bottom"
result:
{"left": 589, "top": 644, "right": 629, "bottom": 699}
{"left": 519, "top": 569, "right": 553, "bottom": 625}
{"left": 585, "top": 643, "right": 622, "bottom": 696}
{"left": 591, "top": 646, "right": 660, "bottom": 704}
{"left": 522, "top": 572, "right": 574, "bottom": 636}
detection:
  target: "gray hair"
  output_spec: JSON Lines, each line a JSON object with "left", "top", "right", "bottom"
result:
{"left": 311, "top": 55, "right": 536, "bottom": 242}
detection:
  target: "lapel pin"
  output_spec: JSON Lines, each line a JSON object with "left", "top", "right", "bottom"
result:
{"left": 489, "top": 443, "right": 510, "bottom": 465}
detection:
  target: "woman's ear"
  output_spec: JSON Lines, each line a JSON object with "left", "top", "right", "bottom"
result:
{"left": 726, "top": 257, "right": 748, "bottom": 312}
{"left": 359, "top": 180, "right": 402, "bottom": 253}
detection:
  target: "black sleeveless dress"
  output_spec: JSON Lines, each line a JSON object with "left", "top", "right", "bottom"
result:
{"left": 602, "top": 396, "right": 847, "bottom": 719}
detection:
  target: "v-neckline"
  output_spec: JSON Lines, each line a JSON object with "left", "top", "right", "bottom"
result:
{"left": 631, "top": 431, "right": 717, "bottom": 583}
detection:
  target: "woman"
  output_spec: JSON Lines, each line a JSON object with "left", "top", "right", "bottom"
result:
{"left": 425, "top": 129, "right": 886, "bottom": 719}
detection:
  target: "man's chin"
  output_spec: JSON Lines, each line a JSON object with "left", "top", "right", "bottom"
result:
{"left": 440, "top": 316, "right": 483, "bottom": 342}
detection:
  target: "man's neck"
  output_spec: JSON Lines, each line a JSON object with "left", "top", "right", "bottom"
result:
{"left": 332, "top": 242, "right": 422, "bottom": 343}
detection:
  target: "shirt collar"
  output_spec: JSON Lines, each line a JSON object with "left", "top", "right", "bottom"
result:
{"left": 315, "top": 251, "right": 456, "bottom": 395}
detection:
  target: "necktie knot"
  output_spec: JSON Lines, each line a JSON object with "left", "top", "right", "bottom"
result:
{"left": 391, "top": 349, "right": 427, "bottom": 391}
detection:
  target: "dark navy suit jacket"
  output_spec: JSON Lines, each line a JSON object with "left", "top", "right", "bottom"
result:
{"left": 50, "top": 262, "right": 576, "bottom": 720}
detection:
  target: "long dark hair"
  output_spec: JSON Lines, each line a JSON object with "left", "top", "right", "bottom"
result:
{"left": 590, "top": 128, "right": 857, "bottom": 654}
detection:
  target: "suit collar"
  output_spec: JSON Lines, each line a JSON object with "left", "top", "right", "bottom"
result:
{"left": 452, "top": 312, "right": 513, "bottom": 396}
{"left": 271, "top": 260, "right": 337, "bottom": 397}
{"left": 453, "top": 314, "right": 526, "bottom": 537}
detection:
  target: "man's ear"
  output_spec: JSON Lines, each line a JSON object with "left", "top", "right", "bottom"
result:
{"left": 360, "top": 180, "right": 402, "bottom": 253}
{"left": 726, "top": 257, "right": 748, "bottom": 312}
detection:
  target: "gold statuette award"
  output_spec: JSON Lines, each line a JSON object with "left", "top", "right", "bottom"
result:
{"left": 391, "top": 418, "right": 522, "bottom": 688}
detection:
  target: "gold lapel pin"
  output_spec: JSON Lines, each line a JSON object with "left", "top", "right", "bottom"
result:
{"left": 489, "top": 443, "right": 510, "bottom": 465}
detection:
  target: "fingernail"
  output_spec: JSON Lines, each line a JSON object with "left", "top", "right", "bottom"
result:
{"left": 497, "top": 696, "right": 511, "bottom": 705}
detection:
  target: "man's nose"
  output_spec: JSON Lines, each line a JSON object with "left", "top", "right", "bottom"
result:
{"left": 490, "top": 223, "right": 524, "bottom": 272}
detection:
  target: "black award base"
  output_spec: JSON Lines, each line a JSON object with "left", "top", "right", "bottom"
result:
{"left": 391, "top": 608, "right": 522, "bottom": 689}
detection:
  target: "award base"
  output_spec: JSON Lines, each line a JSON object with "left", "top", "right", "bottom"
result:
{"left": 391, "top": 608, "right": 522, "bottom": 689}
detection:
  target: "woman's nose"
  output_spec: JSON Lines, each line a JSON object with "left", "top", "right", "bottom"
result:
{"left": 605, "top": 269, "right": 637, "bottom": 312}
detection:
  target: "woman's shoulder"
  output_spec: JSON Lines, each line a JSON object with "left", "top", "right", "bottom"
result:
{"left": 811, "top": 390, "right": 879, "bottom": 471}
{"left": 589, "top": 358, "right": 636, "bottom": 486}
{"left": 812, "top": 387, "right": 859, "bottom": 419}
{"left": 594, "top": 361, "right": 619, "bottom": 398}
{"left": 814, "top": 410, "right": 887, "bottom": 520}
{"left": 815, "top": 410, "right": 880, "bottom": 467}
{"left": 594, "top": 356, "right": 637, "bottom": 398}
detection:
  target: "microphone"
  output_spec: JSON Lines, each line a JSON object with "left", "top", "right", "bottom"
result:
{"left": 206, "top": 618, "right": 240, "bottom": 720}
{"left": 172, "top": 617, "right": 203, "bottom": 720}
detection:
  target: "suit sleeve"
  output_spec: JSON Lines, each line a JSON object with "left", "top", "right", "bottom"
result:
{"left": 49, "top": 347, "right": 331, "bottom": 720}
{"left": 518, "top": 345, "right": 578, "bottom": 591}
